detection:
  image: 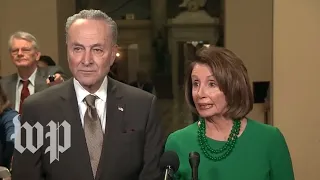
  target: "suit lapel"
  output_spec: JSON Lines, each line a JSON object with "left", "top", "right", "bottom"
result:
{"left": 95, "top": 77, "right": 125, "bottom": 180}
{"left": 57, "top": 78, "right": 125, "bottom": 180}
{"left": 58, "top": 79, "right": 94, "bottom": 180}
{"left": 35, "top": 68, "right": 48, "bottom": 92}
{"left": 58, "top": 79, "right": 83, "bottom": 139}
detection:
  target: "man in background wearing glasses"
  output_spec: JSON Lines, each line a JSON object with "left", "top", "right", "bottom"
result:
{"left": 0, "top": 31, "right": 67, "bottom": 114}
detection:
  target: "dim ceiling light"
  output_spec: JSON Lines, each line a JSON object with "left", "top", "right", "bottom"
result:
{"left": 116, "top": 52, "right": 120, "bottom": 57}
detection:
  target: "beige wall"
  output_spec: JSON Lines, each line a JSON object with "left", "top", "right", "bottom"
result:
{"left": 0, "top": 0, "right": 74, "bottom": 76}
{"left": 0, "top": 1, "right": 3, "bottom": 72}
{"left": 226, "top": 0, "right": 320, "bottom": 179}
{"left": 0, "top": 0, "right": 59, "bottom": 76}
{"left": 225, "top": 0, "right": 273, "bottom": 123}
{"left": 273, "top": 0, "right": 320, "bottom": 179}
{"left": 56, "top": 0, "right": 75, "bottom": 77}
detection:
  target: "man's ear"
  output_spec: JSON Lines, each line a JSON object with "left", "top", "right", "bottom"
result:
{"left": 35, "top": 51, "right": 41, "bottom": 61}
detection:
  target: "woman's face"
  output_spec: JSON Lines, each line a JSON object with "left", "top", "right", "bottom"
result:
{"left": 191, "top": 63, "right": 228, "bottom": 118}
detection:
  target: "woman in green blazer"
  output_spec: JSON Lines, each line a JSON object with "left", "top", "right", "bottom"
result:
{"left": 165, "top": 46, "right": 294, "bottom": 180}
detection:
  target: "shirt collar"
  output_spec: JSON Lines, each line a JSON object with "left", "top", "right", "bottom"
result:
{"left": 73, "top": 76, "right": 108, "bottom": 104}
{"left": 17, "top": 67, "right": 37, "bottom": 86}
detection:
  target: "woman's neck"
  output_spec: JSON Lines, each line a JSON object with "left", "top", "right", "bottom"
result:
{"left": 205, "top": 116, "right": 233, "bottom": 133}
{"left": 203, "top": 116, "right": 247, "bottom": 141}
{"left": 204, "top": 116, "right": 234, "bottom": 141}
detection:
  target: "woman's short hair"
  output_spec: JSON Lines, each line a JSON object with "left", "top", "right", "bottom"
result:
{"left": 0, "top": 84, "right": 11, "bottom": 114}
{"left": 184, "top": 46, "right": 253, "bottom": 120}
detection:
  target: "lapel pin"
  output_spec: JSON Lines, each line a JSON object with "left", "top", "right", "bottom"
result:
{"left": 118, "top": 107, "right": 124, "bottom": 112}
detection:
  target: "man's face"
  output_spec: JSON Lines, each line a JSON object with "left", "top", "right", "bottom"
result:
{"left": 67, "top": 19, "right": 117, "bottom": 90}
{"left": 9, "top": 38, "right": 40, "bottom": 68}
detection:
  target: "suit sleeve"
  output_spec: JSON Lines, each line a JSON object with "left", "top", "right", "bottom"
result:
{"left": 164, "top": 134, "right": 178, "bottom": 152}
{"left": 269, "top": 128, "right": 295, "bottom": 180}
{"left": 11, "top": 99, "right": 44, "bottom": 180}
{"left": 139, "top": 96, "right": 165, "bottom": 180}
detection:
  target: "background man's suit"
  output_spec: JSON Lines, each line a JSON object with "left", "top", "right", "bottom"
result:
{"left": 0, "top": 66, "right": 67, "bottom": 108}
{"left": 12, "top": 77, "right": 164, "bottom": 180}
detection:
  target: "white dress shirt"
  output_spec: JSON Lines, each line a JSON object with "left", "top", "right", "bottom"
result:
{"left": 73, "top": 76, "right": 108, "bottom": 133}
{"left": 15, "top": 68, "right": 37, "bottom": 111}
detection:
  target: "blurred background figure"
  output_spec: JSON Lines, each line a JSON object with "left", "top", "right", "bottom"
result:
{"left": 130, "top": 70, "right": 156, "bottom": 95}
{"left": 37, "top": 55, "right": 56, "bottom": 68}
{"left": 0, "top": 83, "right": 19, "bottom": 171}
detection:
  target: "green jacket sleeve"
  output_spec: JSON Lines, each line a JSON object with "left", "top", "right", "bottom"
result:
{"left": 269, "top": 128, "right": 295, "bottom": 180}
{"left": 165, "top": 134, "right": 178, "bottom": 153}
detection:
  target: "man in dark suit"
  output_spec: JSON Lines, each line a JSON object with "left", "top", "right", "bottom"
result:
{"left": 0, "top": 66, "right": 66, "bottom": 113}
{"left": 0, "top": 31, "right": 67, "bottom": 113}
{"left": 12, "top": 9, "right": 164, "bottom": 180}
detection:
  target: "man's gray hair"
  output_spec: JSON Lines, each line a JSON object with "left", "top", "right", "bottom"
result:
{"left": 8, "top": 31, "right": 39, "bottom": 50}
{"left": 65, "top": 9, "right": 118, "bottom": 44}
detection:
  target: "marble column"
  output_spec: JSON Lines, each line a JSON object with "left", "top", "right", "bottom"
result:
{"left": 150, "top": 0, "right": 167, "bottom": 37}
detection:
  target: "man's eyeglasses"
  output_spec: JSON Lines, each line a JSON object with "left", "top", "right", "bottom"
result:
{"left": 10, "top": 47, "right": 34, "bottom": 55}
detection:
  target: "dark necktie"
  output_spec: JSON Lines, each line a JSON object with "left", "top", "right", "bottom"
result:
{"left": 84, "top": 94, "right": 104, "bottom": 178}
{"left": 19, "top": 80, "right": 30, "bottom": 114}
